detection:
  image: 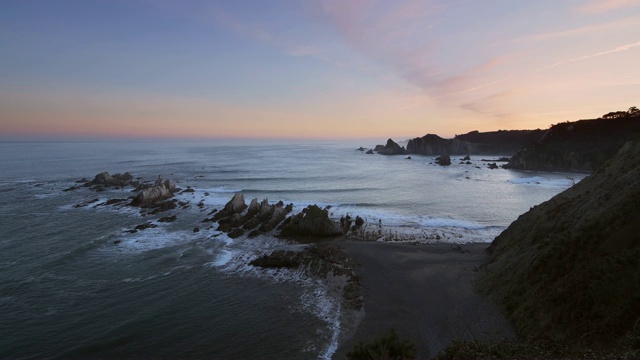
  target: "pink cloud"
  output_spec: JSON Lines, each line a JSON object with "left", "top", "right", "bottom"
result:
{"left": 576, "top": 0, "right": 640, "bottom": 14}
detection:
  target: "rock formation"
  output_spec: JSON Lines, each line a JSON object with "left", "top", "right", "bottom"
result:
{"left": 130, "top": 175, "right": 177, "bottom": 207}
{"left": 80, "top": 171, "right": 137, "bottom": 191}
{"left": 374, "top": 139, "right": 408, "bottom": 155}
{"left": 478, "top": 137, "right": 640, "bottom": 345}
{"left": 279, "top": 205, "right": 344, "bottom": 240}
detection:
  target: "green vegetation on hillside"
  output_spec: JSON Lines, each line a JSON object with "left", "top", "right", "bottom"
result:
{"left": 478, "top": 138, "right": 640, "bottom": 348}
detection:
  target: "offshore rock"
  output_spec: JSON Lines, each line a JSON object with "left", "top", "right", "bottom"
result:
{"left": 374, "top": 139, "right": 408, "bottom": 155}
{"left": 83, "top": 171, "right": 137, "bottom": 190}
{"left": 130, "top": 175, "right": 177, "bottom": 207}
{"left": 436, "top": 152, "right": 451, "bottom": 166}
{"left": 212, "top": 193, "right": 247, "bottom": 221}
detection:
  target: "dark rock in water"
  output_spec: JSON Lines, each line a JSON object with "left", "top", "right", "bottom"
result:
{"left": 405, "top": 156, "right": 412, "bottom": 160}
{"left": 212, "top": 193, "right": 247, "bottom": 221}
{"left": 374, "top": 139, "right": 408, "bottom": 155}
{"left": 248, "top": 229, "right": 262, "bottom": 238}
{"left": 181, "top": 187, "right": 195, "bottom": 193}
{"left": 113, "top": 239, "right": 122, "bottom": 244}
{"left": 99, "top": 198, "right": 128, "bottom": 207}
{"left": 357, "top": 147, "right": 366, "bottom": 151}
{"left": 479, "top": 137, "right": 640, "bottom": 345}
{"left": 63, "top": 185, "right": 82, "bottom": 192}
{"left": 462, "top": 155, "right": 471, "bottom": 161}
{"left": 228, "top": 228, "right": 245, "bottom": 239}
{"left": 278, "top": 205, "right": 343, "bottom": 240}
{"left": 85, "top": 171, "right": 135, "bottom": 189}
{"left": 436, "top": 152, "right": 451, "bottom": 166}
{"left": 193, "top": 227, "right": 200, "bottom": 233}
{"left": 365, "top": 149, "right": 374, "bottom": 155}
{"left": 127, "top": 221, "right": 157, "bottom": 233}
{"left": 73, "top": 198, "right": 100, "bottom": 208}
{"left": 131, "top": 175, "right": 177, "bottom": 207}
{"left": 466, "top": 161, "right": 472, "bottom": 165}
{"left": 158, "top": 215, "right": 177, "bottom": 223}
{"left": 250, "top": 245, "right": 363, "bottom": 310}
{"left": 355, "top": 216, "right": 365, "bottom": 227}
{"left": 487, "top": 162, "right": 499, "bottom": 169}
{"left": 148, "top": 200, "right": 178, "bottom": 215}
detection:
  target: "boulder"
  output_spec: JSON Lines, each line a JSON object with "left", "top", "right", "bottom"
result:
{"left": 436, "top": 152, "right": 451, "bottom": 166}
{"left": 366, "top": 149, "right": 374, "bottom": 155}
{"left": 488, "top": 162, "right": 499, "bottom": 169}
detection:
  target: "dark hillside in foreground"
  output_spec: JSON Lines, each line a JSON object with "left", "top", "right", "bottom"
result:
{"left": 478, "top": 137, "right": 640, "bottom": 345}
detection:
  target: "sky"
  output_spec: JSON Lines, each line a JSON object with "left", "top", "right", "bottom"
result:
{"left": 1, "top": 0, "right": 639, "bottom": 140}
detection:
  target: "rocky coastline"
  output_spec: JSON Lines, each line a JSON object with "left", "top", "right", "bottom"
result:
{"left": 369, "top": 108, "right": 640, "bottom": 172}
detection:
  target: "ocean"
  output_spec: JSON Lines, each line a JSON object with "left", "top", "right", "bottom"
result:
{"left": 0, "top": 140, "right": 585, "bottom": 359}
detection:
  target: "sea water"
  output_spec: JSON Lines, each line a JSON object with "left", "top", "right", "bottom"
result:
{"left": 0, "top": 140, "right": 585, "bottom": 359}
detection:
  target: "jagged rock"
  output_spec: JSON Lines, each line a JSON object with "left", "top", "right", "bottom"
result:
{"left": 365, "top": 149, "right": 374, "bottom": 154}
{"left": 131, "top": 175, "right": 177, "bottom": 207}
{"left": 488, "top": 162, "right": 499, "bottom": 169}
{"left": 355, "top": 216, "right": 365, "bottom": 227}
{"left": 357, "top": 147, "right": 365, "bottom": 151}
{"left": 462, "top": 155, "right": 471, "bottom": 161}
{"left": 148, "top": 199, "right": 178, "bottom": 215}
{"left": 248, "top": 230, "right": 262, "bottom": 238}
{"left": 278, "top": 205, "right": 343, "bottom": 240}
{"left": 374, "top": 139, "right": 408, "bottom": 155}
{"left": 73, "top": 198, "right": 100, "bottom": 208}
{"left": 212, "top": 193, "right": 247, "bottom": 221}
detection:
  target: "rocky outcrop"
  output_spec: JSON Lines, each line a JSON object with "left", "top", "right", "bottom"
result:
{"left": 435, "top": 152, "right": 451, "bottom": 166}
{"left": 279, "top": 205, "right": 344, "bottom": 240}
{"left": 406, "top": 134, "right": 455, "bottom": 155}
{"left": 210, "top": 194, "right": 295, "bottom": 238}
{"left": 250, "top": 244, "right": 363, "bottom": 310}
{"left": 455, "top": 129, "right": 545, "bottom": 154}
{"left": 80, "top": 171, "right": 138, "bottom": 191}
{"left": 478, "top": 137, "right": 640, "bottom": 345}
{"left": 374, "top": 139, "right": 408, "bottom": 155}
{"left": 505, "top": 116, "right": 640, "bottom": 172}
{"left": 130, "top": 175, "right": 177, "bottom": 207}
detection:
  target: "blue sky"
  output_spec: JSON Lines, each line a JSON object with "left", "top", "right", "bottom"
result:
{"left": 1, "top": 0, "right": 639, "bottom": 139}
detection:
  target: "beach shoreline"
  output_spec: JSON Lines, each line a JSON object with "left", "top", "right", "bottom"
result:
{"left": 331, "top": 239, "right": 515, "bottom": 359}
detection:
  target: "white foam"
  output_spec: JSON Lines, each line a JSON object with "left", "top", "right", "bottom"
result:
{"left": 507, "top": 176, "right": 580, "bottom": 187}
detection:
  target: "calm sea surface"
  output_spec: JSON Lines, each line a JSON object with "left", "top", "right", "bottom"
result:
{"left": 0, "top": 140, "right": 585, "bottom": 359}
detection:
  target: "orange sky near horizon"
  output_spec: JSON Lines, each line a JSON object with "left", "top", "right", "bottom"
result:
{"left": 1, "top": 1, "right": 639, "bottom": 141}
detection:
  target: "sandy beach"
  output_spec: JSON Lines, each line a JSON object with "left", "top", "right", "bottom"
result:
{"left": 333, "top": 240, "right": 515, "bottom": 359}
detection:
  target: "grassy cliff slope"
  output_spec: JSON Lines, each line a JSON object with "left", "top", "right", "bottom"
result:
{"left": 478, "top": 138, "right": 640, "bottom": 345}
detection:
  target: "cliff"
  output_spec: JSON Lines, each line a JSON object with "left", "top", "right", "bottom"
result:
{"left": 376, "top": 130, "right": 544, "bottom": 156}
{"left": 505, "top": 116, "right": 640, "bottom": 172}
{"left": 478, "top": 137, "right": 640, "bottom": 345}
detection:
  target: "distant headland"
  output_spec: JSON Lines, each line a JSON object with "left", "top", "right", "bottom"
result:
{"left": 368, "top": 107, "right": 640, "bottom": 172}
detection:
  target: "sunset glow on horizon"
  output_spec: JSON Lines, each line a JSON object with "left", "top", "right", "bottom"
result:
{"left": 1, "top": 0, "right": 639, "bottom": 141}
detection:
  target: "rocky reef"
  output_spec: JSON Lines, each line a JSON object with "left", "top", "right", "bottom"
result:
{"left": 478, "top": 137, "right": 640, "bottom": 346}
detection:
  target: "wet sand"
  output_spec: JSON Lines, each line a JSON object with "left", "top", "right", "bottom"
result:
{"left": 333, "top": 240, "right": 515, "bottom": 359}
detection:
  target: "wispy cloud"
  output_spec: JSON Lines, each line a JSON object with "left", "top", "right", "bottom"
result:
{"left": 516, "top": 16, "right": 640, "bottom": 43}
{"left": 575, "top": 0, "right": 640, "bottom": 14}
{"left": 539, "top": 40, "right": 640, "bottom": 70}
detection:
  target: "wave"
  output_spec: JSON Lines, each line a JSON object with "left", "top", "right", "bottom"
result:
{"left": 507, "top": 176, "right": 576, "bottom": 187}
